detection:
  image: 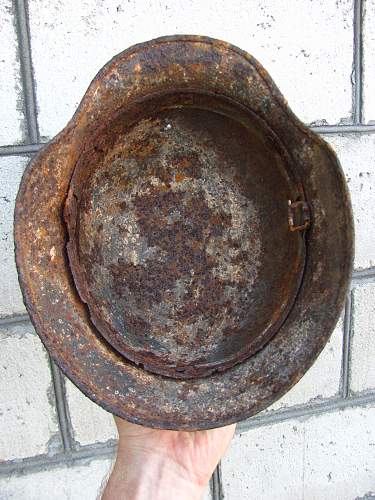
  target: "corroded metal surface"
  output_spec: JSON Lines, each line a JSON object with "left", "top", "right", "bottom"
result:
{"left": 14, "top": 36, "right": 353, "bottom": 429}
{"left": 64, "top": 103, "right": 305, "bottom": 378}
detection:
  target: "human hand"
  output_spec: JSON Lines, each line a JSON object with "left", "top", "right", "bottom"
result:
{"left": 102, "top": 416, "right": 236, "bottom": 500}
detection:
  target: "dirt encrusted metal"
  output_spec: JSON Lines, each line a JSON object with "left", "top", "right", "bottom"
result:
{"left": 14, "top": 35, "right": 353, "bottom": 430}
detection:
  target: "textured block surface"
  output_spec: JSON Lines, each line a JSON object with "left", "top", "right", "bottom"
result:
{"left": 325, "top": 134, "right": 375, "bottom": 270}
{"left": 0, "top": 458, "right": 114, "bottom": 500}
{"left": 0, "top": 322, "right": 59, "bottom": 461}
{"left": 28, "top": 0, "right": 353, "bottom": 140}
{"left": 222, "top": 405, "right": 375, "bottom": 500}
{"left": 363, "top": 0, "right": 375, "bottom": 123}
{"left": 0, "top": 155, "right": 28, "bottom": 317}
{"left": 350, "top": 281, "right": 375, "bottom": 393}
{"left": 65, "top": 379, "right": 117, "bottom": 448}
{"left": 0, "top": 1, "right": 25, "bottom": 146}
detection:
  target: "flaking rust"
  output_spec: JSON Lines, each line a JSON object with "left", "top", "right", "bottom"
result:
{"left": 15, "top": 36, "right": 353, "bottom": 429}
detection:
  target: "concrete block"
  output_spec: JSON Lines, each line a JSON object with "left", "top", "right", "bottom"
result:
{"left": 325, "top": 134, "right": 375, "bottom": 270}
{"left": 0, "top": 156, "right": 28, "bottom": 318}
{"left": 265, "top": 315, "right": 343, "bottom": 412}
{"left": 0, "top": 457, "right": 114, "bottom": 500}
{"left": 350, "top": 281, "right": 375, "bottom": 393}
{"left": 363, "top": 0, "right": 375, "bottom": 123}
{"left": 0, "top": 1, "right": 25, "bottom": 146}
{"left": 28, "top": 0, "right": 353, "bottom": 140}
{"left": 0, "top": 322, "right": 60, "bottom": 461}
{"left": 64, "top": 378, "right": 117, "bottom": 448}
{"left": 222, "top": 405, "right": 375, "bottom": 500}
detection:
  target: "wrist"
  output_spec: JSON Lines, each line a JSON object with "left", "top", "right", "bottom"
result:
{"left": 126, "top": 464, "right": 205, "bottom": 500}
{"left": 103, "top": 444, "right": 206, "bottom": 500}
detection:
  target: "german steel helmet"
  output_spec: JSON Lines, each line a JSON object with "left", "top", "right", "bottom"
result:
{"left": 14, "top": 36, "right": 353, "bottom": 430}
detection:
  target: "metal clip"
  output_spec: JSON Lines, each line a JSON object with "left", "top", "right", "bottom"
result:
{"left": 288, "top": 200, "right": 311, "bottom": 232}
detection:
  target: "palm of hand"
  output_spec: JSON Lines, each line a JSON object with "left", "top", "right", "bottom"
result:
{"left": 115, "top": 417, "right": 236, "bottom": 486}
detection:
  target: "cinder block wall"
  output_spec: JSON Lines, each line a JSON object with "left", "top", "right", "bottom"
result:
{"left": 0, "top": 1, "right": 374, "bottom": 498}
